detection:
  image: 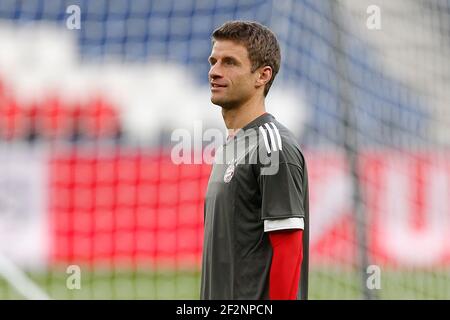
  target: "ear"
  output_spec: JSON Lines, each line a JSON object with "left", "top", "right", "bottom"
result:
{"left": 255, "top": 66, "right": 273, "bottom": 89}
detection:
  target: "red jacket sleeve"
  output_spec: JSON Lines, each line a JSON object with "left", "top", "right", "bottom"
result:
{"left": 268, "top": 229, "right": 303, "bottom": 300}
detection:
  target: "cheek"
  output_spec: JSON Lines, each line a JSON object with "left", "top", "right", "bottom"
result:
{"left": 232, "top": 73, "right": 254, "bottom": 91}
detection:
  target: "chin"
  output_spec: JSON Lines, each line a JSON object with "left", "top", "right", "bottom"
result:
{"left": 211, "top": 97, "right": 226, "bottom": 108}
{"left": 211, "top": 97, "right": 237, "bottom": 110}
{"left": 210, "top": 97, "right": 220, "bottom": 106}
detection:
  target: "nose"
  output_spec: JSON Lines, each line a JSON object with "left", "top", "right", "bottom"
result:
{"left": 208, "top": 63, "right": 222, "bottom": 81}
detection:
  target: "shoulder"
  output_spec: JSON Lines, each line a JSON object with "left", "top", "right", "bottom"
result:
{"left": 256, "top": 119, "right": 305, "bottom": 168}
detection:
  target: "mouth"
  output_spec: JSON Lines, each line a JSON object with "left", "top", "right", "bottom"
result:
{"left": 210, "top": 83, "right": 227, "bottom": 91}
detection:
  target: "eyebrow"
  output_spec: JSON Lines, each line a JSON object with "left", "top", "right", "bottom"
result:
{"left": 208, "top": 56, "right": 216, "bottom": 64}
{"left": 208, "top": 55, "right": 241, "bottom": 65}
{"left": 223, "top": 56, "right": 240, "bottom": 64}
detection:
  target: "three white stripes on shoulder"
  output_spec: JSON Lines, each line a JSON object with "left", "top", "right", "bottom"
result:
{"left": 259, "top": 122, "right": 282, "bottom": 153}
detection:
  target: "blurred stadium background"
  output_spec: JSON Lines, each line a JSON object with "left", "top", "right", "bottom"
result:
{"left": 0, "top": 0, "right": 449, "bottom": 299}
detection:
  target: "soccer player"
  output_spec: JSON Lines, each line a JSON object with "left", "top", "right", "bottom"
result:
{"left": 201, "top": 21, "right": 309, "bottom": 300}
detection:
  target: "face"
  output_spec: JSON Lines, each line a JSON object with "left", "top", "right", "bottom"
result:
{"left": 208, "top": 40, "right": 260, "bottom": 109}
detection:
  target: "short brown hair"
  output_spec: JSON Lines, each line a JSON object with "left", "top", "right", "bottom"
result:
{"left": 212, "top": 21, "right": 281, "bottom": 97}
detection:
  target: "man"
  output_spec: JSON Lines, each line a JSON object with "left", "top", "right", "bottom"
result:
{"left": 201, "top": 21, "right": 309, "bottom": 300}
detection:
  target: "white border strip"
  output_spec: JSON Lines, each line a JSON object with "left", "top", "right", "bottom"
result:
{"left": 264, "top": 217, "right": 304, "bottom": 232}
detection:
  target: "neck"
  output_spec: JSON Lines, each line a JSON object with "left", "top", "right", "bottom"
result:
{"left": 222, "top": 94, "right": 266, "bottom": 132}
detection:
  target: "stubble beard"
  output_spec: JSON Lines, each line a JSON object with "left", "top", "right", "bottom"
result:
{"left": 211, "top": 94, "right": 239, "bottom": 110}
